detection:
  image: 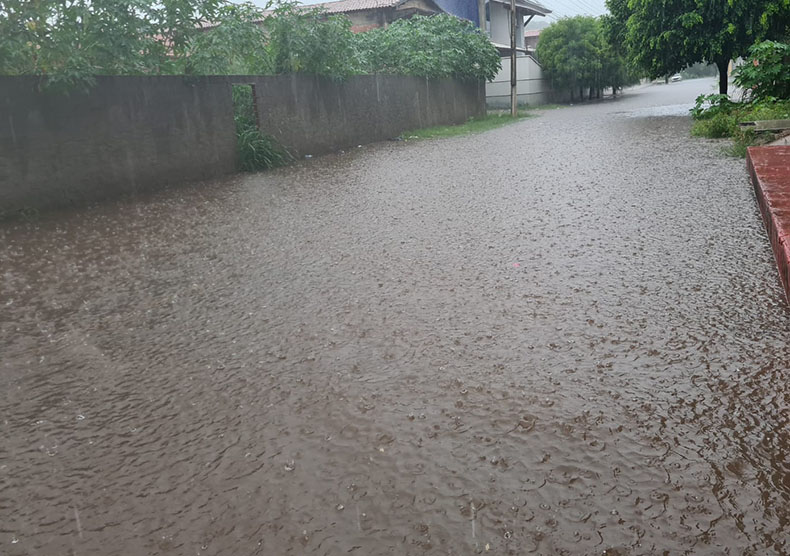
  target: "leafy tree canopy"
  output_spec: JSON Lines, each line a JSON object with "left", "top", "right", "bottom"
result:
{"left": 0, "top": 1, "right": 500, "bottom": 89}
{"left": 537, "top": 16, "right": 635, "bottom": 102}
{"left": 355, "top": 14, "right": 501, "bottom": 83}
{"left": 606, "top": 0, "right": 790, "bottom": 94}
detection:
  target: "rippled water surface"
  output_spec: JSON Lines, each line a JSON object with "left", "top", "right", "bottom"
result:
{"left": 2, "top": 79, "right": 788, "bottom": 555}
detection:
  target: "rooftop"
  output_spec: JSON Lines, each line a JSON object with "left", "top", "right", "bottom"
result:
{"left": 313, "top": 0, "right": 405, "bottom": 13}
{"left": 489, "top": 0, "right": 551, "bottom": 16}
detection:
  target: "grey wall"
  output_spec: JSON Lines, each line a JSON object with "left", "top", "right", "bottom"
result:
{"left": 246, "top": 74, "right": 485, "bottom": 157}
{"left": 0, "top": 76, "right": 238, "bottom": 215}
{"left": 0, "top": 74, "right": 484, "bottom": 216}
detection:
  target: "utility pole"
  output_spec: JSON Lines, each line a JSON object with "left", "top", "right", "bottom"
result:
{"left": 478, "top": 0, "right": 486, "bottom": 37}
{"left": 510, "top": 0, "right": 517, "bottom": 117}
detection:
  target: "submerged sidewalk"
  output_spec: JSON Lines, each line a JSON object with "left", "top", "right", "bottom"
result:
{"left": 747, "top": 145, "right": 790, "bottom": 302}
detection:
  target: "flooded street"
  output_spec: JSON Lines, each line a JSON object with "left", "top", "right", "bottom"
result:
{"left": 2, "top": 78, "right": 788, "bottom": 555}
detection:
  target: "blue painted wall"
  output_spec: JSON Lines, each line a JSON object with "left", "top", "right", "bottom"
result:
{"left": 434, "top": 0, "right": 480, "bottom": 26}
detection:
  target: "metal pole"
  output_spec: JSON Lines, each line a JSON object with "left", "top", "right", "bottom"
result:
{"left": 478, "top": 0, "right": 486, "bottom": 35}
{"left": 510, "top": 0, "right": 517, "bottom": 117}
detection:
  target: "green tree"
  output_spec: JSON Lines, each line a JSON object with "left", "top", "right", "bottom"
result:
{"left": 609, "top": 0, "right": 790, "bottom": 95}
{"left": 186, "top": 2, "right": 271, "bottom": 75}
{"left": 265, "top": 1, "right": 359, "bottom": 79}
{"left": 355, "top": 14, "right": 500, "bottom": 82}
{"left": 0, "top": 0, "right": 225, "bottom": 89}
{"left": 537, "top": 16, "right": 617, "bottom": 102}
{"left": 1, "top": 0, "right": 503, "bottom": 87}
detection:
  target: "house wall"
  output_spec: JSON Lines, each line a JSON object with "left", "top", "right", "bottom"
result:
{"left": 433, "top": 0, "right": 479, "bottom": 25}
{"left": 345, "top": 10, "right": 386, "bottom": 32}
{"left": 0, "top": 74, "right": 484, "bottom": 215}
{"left": 486, "top": 54, "right": 550, "bottom": 107}
{"left": 489, "top": 3, "right": 524, "bottom": 48}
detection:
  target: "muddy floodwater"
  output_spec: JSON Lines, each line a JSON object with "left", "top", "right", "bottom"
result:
{"left": 2, "top": 79, "right": 789, "bottom": 555}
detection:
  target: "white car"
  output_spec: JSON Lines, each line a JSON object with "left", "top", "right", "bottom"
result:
{"left": 670, "top": 74, "right": 682, "bottom": 82}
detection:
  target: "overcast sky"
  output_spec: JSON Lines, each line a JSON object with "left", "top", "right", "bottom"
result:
{"left": 246, "top": 0, "right": 610, "bottom": 20}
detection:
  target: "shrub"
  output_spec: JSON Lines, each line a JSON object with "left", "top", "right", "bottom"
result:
{"left": 691, "top": 113, "right": 738, "bottom": 138}
{"left": 355, "top": 15, "right": 500, "bottom": 82}
{"left": 690, "top": 97, "right": 790, "bottom": 156}
{"left": 266, "top": 1, "right": 360, "bottom": 79}
{"left": 186, "top": 3, "right": 272, "bottom": 76}
{"left": 734, "top": 41, "right": 790, "bottom": 102}
{"left": 690, "top": 93, "right": 737, "bottom": 120}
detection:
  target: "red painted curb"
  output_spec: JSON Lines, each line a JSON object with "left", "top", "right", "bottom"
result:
{"left": 747, "top": 145, "right": 790, "bottom": 302}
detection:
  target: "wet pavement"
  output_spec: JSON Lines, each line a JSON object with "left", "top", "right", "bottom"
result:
{"left": 1, "top": 78, "right": 789, "bottom": 555}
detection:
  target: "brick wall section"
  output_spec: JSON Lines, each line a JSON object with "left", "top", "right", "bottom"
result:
{"left": 746, "top": 145, "right": 790, "bottom": 303}
{"left": 0, "top": 75, "right": 484, "bottom": 216}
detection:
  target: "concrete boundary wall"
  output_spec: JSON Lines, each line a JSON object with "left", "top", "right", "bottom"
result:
{"left": 0, "top": 76, "right": 238, "bottom": 215}
{"left": 0, "top": 74, "right": 484, "bottom": 215}
{"left": 246, "top": 74, "right": 485, "bottom": 158}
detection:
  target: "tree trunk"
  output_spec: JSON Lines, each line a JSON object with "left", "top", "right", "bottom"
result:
{"left": 716, "top": 59, "right": 729, "bottom": 95}
{"left": 579, "top": 86, "right": 583, "bottom": 100}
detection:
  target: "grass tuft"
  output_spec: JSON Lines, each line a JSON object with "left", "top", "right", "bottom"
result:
{"left": 233, "top": 84, "right": 291, "bottom": 172}
{"left": 402, "top": 110, "right": 533, "bottom": 140}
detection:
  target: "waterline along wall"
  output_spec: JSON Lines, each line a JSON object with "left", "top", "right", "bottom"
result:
{"left": 0, "top": 75, "right": 485, "bottom": 216}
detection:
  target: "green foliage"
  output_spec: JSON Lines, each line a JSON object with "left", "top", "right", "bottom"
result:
{"left": 355, "top": 15, "right": 500, "bottom": 82}
{"left": 690, "top": 113, "right": 737, "bottom": 138}
{"left": 236, "top": 126, "right": 290, "bottom": 171}
{"left": 402, "top": 110, "right": 532, "bottom": 140}
{"left": 734, "top": 41, "right": 790, "bottom": 102}
{"left": 186, "top": 3, "right": 271, "bottom": 75}
{"left": 690, "top": 94, "right": 737, "bottom": 120}
{"left": 232, "top": 85, "right": 290, "bottom": 171}
{"left": 537, "top": 16, "right": 633, "bottom": 102}
{"left": 607, "top": 0, "right": 790, "bottom": 94}
{"left": 265, "top": 1, "right": 359, "bottom": 79}
{"left": 0, "top": 0, "right": 225, "bottom": 89}
{"left": 1, "top": 1, "right": 500, "bottom": 88}
{"left": 690, "top": 97, "right": 790, "bottom": 155}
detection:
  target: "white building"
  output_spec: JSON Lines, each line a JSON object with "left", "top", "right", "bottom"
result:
{"left": 481, "top": 0, "right": 552, "bottom": 107}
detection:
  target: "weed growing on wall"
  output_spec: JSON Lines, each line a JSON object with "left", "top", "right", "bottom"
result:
{"left": 232, "top": 85, "right": 290, "bottom": 172}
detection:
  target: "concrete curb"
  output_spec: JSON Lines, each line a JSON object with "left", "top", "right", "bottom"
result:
{"left": 747, "top": 145, "right": 790, "bottom": 303}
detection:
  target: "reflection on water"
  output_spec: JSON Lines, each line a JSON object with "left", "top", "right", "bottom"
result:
{"left": 1, "top": 79, "right": 788, "bottom": 555}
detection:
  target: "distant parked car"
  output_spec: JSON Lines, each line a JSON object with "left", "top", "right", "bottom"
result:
{"left": 670, "top": 74, "right": 682, "bottom": 82}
